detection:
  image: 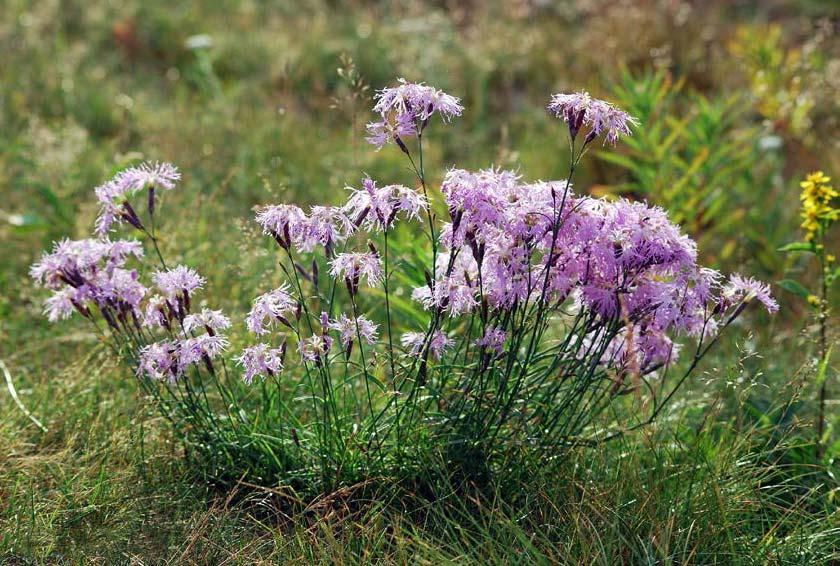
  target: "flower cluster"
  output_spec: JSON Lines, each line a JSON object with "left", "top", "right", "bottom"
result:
{"left": 330, "top": 252, "right": 383, "bottom": 294}
{"left": 343, "top": 177, "right": 428, "bottom": 231}
{"left": 366, "top": 78, "right": 463, "bottom": 149}
{"left": 329, "top": 313, "right": 379, "bottom": 351}
{"left": 236, "top": 343, "right": 286, "bottom": 384}
{"left": 30, "top": 238, "right": 146, "bottom": 323}
{"left": 95, "top": 161, "right": 180, "bottom": 236}
{"left": 137, "top": 332, "right": 228, "bottom": 383}
{"left": 32, "top": 78, "right": 778, "bottom": 403}
{"left": 408, "top": 164, "right": 776, "bottom": 376}
{"left": 255, "top": 203, "right": 353, "bottom": 254}
{"left": 547, "top": 91, "right": 637, "bottom": 145}
{"left": 799, "top": 171, "right": 837, "bottom": 241}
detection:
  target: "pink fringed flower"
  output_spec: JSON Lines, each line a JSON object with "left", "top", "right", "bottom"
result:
{"left": 475, "top": 327, "right": 507, "bottom": 354}
{"left": 137, "top": 341, "right": 181, "bottom": 382}
{"left": 329, "top": 313, "right": 379, "bottom": 349}
{"left": 183, "top": 308, "right": 231, "bottom": 335}
{"left": 548, "top": 91, "right": 637, "bottom": 145}
{"left": 343, "top": 177, "right": 427, "bottom": 231}
{"left": 723, "top": 274, "right": 779, "bottom": 314}
{"left": 94, "top": 162, "right": 180, "bottom": 235}
{"left": 255, "top": 204, "right": 306, "bottom": 249}
{"left": 246, "top": 284, "right": 298, "bottom": 336}
{"left": 401, "top": 330, "right": 452, "bottom": 361}
{"left": 236, "top": 343, "right": 285, "bottom": 384}
{"left": 366, "top": 78, "right": 462, "bottom": 149}
{"left": 330, "top": 252, "right": 382, "bottom": 294}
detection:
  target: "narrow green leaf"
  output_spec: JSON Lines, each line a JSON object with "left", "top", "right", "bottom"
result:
{"left": 777, "top": 242, "right": 816, "bottom": 254}
{"left": 776, "top": 279, "right": 811, "bottom": 299}
{"left": 815, "top": 346, "right": 832, "bottom": 387}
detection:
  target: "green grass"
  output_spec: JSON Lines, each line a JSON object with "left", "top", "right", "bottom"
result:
{"left": 1, "top": 0, "right": 838, "bottom": 563}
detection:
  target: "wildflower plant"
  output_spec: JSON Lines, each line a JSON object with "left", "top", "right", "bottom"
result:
{"left": 31, "top": 81, "right": 778, "bottom": 491}
{"left": 778, "top": 171, "right": 837, "bottom": 457}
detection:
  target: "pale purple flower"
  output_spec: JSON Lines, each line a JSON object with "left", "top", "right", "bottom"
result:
{"left": 178, "top": 334, "right": 228, "bottom": 371}
{"left": 548, "top": 91, "right": 637, "bottom": 144}
{"left": 365, "top": 112, "right": 417, "bottom": 150}
{"left": 137, "top": 341, "right": 181, "bottom": 382}
{"left": 298, "top": 335, "right": 332, "bottom": 364}
{"left": 153, "top": 265, "right": 205, "bottom": 298}
{"left": 246, "top": 284, "right": 297, "bottom": 335}
{"left": 475, "top": 327, "right": 507, "bottom": 354}
{"left": 30, "top": 238, "right": 147, "bottom": 321}
{"left": 343, "top": 177, "right": 427, "bottom": 231}
{"left": 412, "top": 275, "right": 477, "bottom": 316}
{"left": 183, "top": 308, "right": 231, "bottom": 334}
{"left": 30, "top": 238, "right": 141, "bottom": 289}
{"left": 43, "top": 288, "right": 76, "bottom": 322}
{"left": 120, "top": 161, "right": 181, "bottom": 191}
{"left": 94, "top": 162, "right": 179, "bottom": 235}
{"left": 330, "top": 252, "right": 382, "bottom": 292}
{"left": 328, "top": 313, "right": 379, "bottom": 349}
{"left": 366, "top": 78, "right": 463, "bottom": 149}
{"left": 104, "top": 239, "right": 145, "bottom": 265}
{"left": 143, "top": 295, "right": 169, "bottom": 328}
{"left": 236, "top": 343, "right": 285, "bottom": 384}
{"left": 296, "top": 206, "right": 354, "bottom": 253}
{"left": 401, "top": 332, "right": 426, "bottom": 356}
{"left": 401, "top": 330, "right": 452, "bottom": 361}
{"left": 724, "top": 274, "right": 779, "bottom": 313}
{"left": 95, "top": 204, "right": 120, "bottom": 237}
{"left": 255, "top": 204, "right": 306, "bottom": 249}
{"left": 591, "top": 326, "right": 680, "bottom": 377}
{"left": 372, "top": 78, "right": 463, "bottom": 123}
{"left": 93, "top": 267, "right": 147, "bottom": 310}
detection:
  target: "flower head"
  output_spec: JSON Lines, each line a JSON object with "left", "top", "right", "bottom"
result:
{"left": 94, "top": 162, "right": 179, "bottom": 235}
{"left": 43, "top": 288, "right": 76, "bottom": 322}
{"left": 246, "top": 285, "right": 297, "bottom": 335}
{"left": 475, "top": 327, "right": 507, "bottom": 355}
{"left": 328, "top": 313, "right": 379, "bottom": 349}
{"left": 548, "top": 91, "right": 637, "bottom": 144}
{"left": 298, "top": 335, "right": 332, "bottom": 364}
{"left": 798, "top": 171, "right": 837, "bottom": 241}
{"left": 153, "top": 265, "right": 205, "bottom": 298}
{"left": 330, "top": 252, "right": 382, "bottom": 292}
{"left": 183, "top": 308, "right": 231, "bottom": 334}
{"left": 401, "top": 330, "right": 452, "bottom": 361}
{"left": 296, "top": 206, "right": 354, "bottom": 253}
{"left": 236, "top": 343, "right": 285, "bottom": 384}
{"left": 143, "top": 294, "right": 170, "bottom": 328}
{"left": 724, "top": 274, "right": 779, "bottom": 314}
{"left": 255, "top": 204, "right": 306, "bottom": 249}
{"left": 178, "top": 333, "right": 228, "bottom": 371}
{"left": 343, "top": 177, "right": 427, "bottom": 231}
{"left": 366, "top": 78, "right": 462, "bottom": 149}
{"left": 137, "top": 341, "right": 181, "bottom": 382}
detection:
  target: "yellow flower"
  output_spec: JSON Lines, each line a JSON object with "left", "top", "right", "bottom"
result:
{"left": 798, "top": 171, "right": 837, "bottom": 241}
{"left": 807, "top": 294, "right": 820, "bottom": 307}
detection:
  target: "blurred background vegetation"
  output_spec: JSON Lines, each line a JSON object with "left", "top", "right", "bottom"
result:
{"left": 1, "top": 0, "right": 838, "bottom": 562}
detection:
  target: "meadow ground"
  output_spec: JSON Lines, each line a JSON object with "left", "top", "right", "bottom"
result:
{"left": 1, "top": 1, "right": 838, "bottom": 563}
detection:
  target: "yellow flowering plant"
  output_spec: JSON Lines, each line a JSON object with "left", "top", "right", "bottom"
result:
{"left": 778, "top": 171, "right": 838, "bottom": 458}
